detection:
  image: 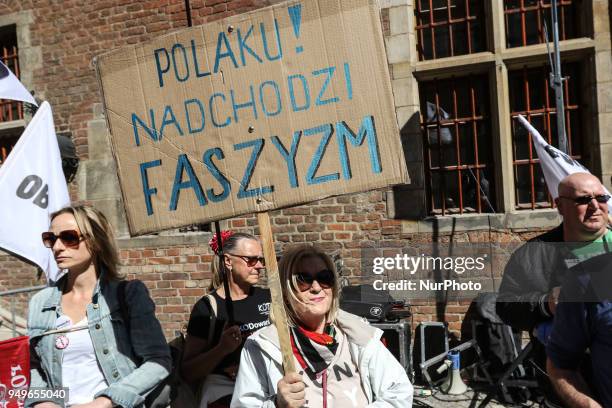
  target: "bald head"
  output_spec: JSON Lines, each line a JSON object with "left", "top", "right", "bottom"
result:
{"left": 556, "top": 172, "right": 609, "bottom": 241}
{"left": 558, "top": 172, "right": 604, "bottom": 198}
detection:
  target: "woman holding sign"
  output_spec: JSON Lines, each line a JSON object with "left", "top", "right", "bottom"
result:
{"left": 26, "top": 205, "right": 171, "bottom": 408}
{"left": 231, "top": 244, "right": 413, "bottom": 408}
{"left": 181, "top": 231, "right": 271, "bottom": 408}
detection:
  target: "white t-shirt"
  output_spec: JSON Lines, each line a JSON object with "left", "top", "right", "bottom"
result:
{"left": 60, "top": 316, "right": 108, "bottom": 406}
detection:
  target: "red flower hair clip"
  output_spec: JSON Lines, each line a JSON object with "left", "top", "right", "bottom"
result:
{"left": 209, "top": 230, "right": 234, "bottom": 254}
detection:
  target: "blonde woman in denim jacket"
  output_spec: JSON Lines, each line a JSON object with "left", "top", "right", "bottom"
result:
{"left": 26, "top": 205, "right": 171, "bottom": 408}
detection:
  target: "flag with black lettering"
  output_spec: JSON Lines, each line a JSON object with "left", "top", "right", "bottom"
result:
{"left": 0, "top": 60, "right": 36, "bottom": 106}
{"left": 0, "top": 102, "right": 69, "bottom": 282}
{"left": 517, "top": 115, "right": 611, "bottom": 210}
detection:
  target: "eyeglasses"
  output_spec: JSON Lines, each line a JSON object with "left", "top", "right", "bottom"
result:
{"left": 295, "top": 269, "right": 335, "bottom": 291}
{"left": 558, "top": 194, "right": 611, "bottom": 205}
{"left": 226, "top": 253, "right": 266, "bottom": 267}
{"left": 42, "top": 230, "right": 83, "bottom": 248}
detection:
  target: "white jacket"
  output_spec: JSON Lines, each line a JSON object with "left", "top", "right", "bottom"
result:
{"left": 231, "top": 310, "right": 413, "bottom": 407}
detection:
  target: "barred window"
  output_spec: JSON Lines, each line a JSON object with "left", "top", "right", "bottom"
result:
{"left": 420, "top": 75, "right": 495, "bottom": 215}
{"left": 504, "top": 0, "right": 580, "bottom": 48}
{"left": 509, "top": 63, "right": 582, "bottom": 209}
{"left": 0, "top": 25, "right": 23, "bottom": 166}
{"left": 0, "top": 25, "right": 24, "bottom": 123}
{"left": 415, "top": 0, "right": 487, "bottom": 61}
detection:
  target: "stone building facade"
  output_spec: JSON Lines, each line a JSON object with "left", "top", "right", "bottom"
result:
{"left": 0, "top": 0, "right": 610, "bottom": 340}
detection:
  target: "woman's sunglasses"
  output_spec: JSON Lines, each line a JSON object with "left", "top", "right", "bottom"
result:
{"left": 227, "top": 253, "right": 266, "bottom": 267}
{"left": 295, "top": 269, "right": 335, "bottom": 291}
{"left": 42, "top": 230, "right": 83, "bottom": 248}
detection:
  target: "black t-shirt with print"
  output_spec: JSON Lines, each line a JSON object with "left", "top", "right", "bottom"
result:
{"left": 186, "top": 286, "right": 271, "bottom": 374}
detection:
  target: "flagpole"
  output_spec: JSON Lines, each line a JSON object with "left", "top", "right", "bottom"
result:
{"left": 551, "top": 0, "right": 567, "bottom": 153}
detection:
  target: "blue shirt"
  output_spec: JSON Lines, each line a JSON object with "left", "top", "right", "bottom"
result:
{"left": 546, "top": 252, "right": 612, "bottom": 407}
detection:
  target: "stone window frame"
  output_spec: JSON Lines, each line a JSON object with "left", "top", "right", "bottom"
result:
{"left": 384, "top": 0, "right": 607, "bottom": 233}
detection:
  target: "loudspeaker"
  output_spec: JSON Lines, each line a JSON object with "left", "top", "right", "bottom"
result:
{"left": 340, "top": 285, "right": 396, "bottom": 322}
{"left": 437, "top": 351, "right": 468, "bottom": 395}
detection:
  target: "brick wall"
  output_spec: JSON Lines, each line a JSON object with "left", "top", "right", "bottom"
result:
{"left": 116, "top": 190, "right": 550, "bottom": 339}
{"left": 0, "top": 0, "right": 560, "bottom": 342}
{"left": 0, "top": 250, "right": 43, "bottom": 328}
{"left": 119, "top": 242, "right": 214, "bottom": 337}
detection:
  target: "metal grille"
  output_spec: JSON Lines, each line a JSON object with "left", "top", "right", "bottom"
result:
{"left": 0, "top": 26, "right": 23, "bottom": 123}
{"left": 504, "top": 0, "right": 579, "bottom": 48}
{"left": 509, "top": 63, "right": 581, "bottom": 210}
{"left": 420, "top": 75, "right": 495, "bottom": 215}
{"left": 415, "top": 0, "right": 487, "bottom": 61}
{"left": 0, "top": 26, "right": 24, "bottom": 165}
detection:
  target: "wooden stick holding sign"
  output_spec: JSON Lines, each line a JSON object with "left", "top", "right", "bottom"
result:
{"left": 257, "top": 211, "right": 296, "bottom": 374}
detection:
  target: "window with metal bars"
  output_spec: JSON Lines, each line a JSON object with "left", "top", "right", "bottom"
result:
{"left": 420, "top": 75, "right": 495, "bottom": 215}
{"left": 504, "top": 0, "right": 580, "bottom": 48}
{"left": 509, "top": 63, "right": 582, "bottom": 210}
{"left": 0, "top": 25, "right": 24, "bottom": 166}
{"left": 0, "top": 25, "right": 23, "bottom": 123}
{"left": 415, "top": 0, "right": 487, "bottom": 61}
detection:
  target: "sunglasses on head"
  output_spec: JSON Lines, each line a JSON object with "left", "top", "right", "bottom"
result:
{"left": 227, "top": 253, "right": 266, "bottom": 267}
{"left": 295, "top": 269, "right": 335, "bottom": 291}
{"left": 42, "top": 230, "right": 83, "bottom": 248}
{"left": 559, "top": 194, "right": 611, "bottom": 205}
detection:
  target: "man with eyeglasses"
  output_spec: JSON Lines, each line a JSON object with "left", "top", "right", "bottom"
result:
{"left": 545, "top": 174, "right": 612, "bottom": 408}
{"left": 497, "top": 172, "right": 611, "bottom": 407}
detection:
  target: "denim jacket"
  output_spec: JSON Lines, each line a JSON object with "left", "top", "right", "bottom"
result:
{"left": 26, "top": 275, "right": 171, "bottom": 408}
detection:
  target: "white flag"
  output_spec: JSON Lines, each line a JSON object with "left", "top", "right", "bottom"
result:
{"left": 0, "top": 101, "right": 69, "bottom": 282}
{"left": 0, "top": 60, "right": 37, "bottom": 106}
{"left": 517, "top": 114, "right": 612, "bottom": 211}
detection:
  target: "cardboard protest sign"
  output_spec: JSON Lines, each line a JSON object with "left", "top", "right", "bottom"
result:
{"left": 96, "top": 0, "right": 409, "bottom": 235}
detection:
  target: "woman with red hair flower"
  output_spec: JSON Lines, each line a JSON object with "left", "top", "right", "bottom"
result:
{"left": 181, "top": 231, "right": 271, "bottom": 408}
